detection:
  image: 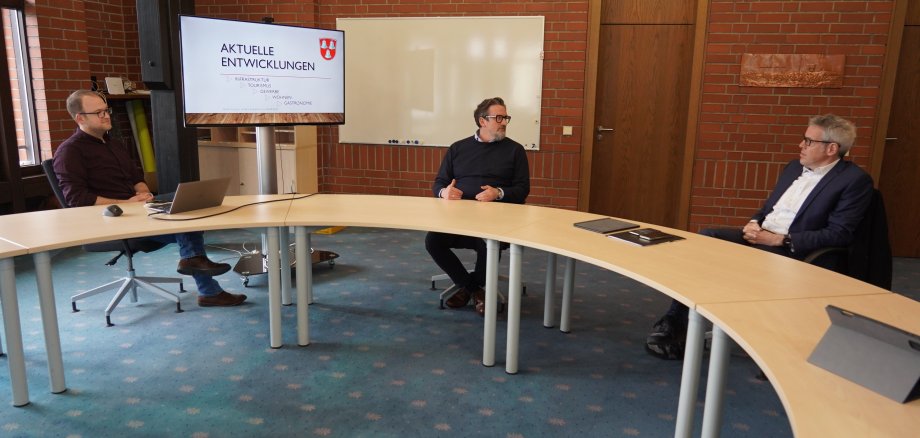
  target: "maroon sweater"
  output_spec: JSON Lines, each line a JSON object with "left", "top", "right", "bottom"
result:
{"left": 52, "top": 129, "right": 145, "bottom": 207}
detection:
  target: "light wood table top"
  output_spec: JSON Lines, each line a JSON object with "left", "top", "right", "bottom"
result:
{"left": 502, "top": 207, "right": 890, "bottom": 307}
{"left": 0, "top": 238, "right": 27, "bottom": 258}
{"left": 0, "top": 195, "right": 295, "bottom": 253}
{"left": 699, "top": 294, "right": 920, "bottom": 437}
{"left": 284, "top": 194, "right": 556, "bottom": 240}
{"left": 2, "top": 193, "right": 913, "bottom": 434}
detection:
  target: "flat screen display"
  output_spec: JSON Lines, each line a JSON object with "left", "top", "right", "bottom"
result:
{"left": 178, "top": 16, "right": 344, "bottom": 126}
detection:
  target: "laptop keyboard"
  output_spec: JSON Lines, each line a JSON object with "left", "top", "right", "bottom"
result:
{"left": 145, "top": 201, "right": 172, "bottom": 214}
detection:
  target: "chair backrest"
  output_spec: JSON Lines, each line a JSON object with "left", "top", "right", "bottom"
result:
{"left": 806, "top": 189, "right": 893, "bottom": 291}
{"left": 41, "top": 159, "right": 70, "bottom": 208}
{"left": 847, "top": 188, "right": 892, "bottom": 290}
{"left": 41, "top": 159, "right": 166, "bottom": 256}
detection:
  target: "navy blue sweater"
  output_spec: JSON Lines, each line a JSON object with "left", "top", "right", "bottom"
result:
{"left": 432, "top": 134, "right": 530, "bottom": 204}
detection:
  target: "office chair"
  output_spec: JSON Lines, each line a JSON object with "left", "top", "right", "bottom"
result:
{"left": 802, "top": 188, "right": 892, "bottom": 290}
{"left": 42, "top": 159, "right": 185, "bottom": 327}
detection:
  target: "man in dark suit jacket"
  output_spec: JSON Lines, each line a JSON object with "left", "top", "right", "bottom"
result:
{"left": 646, "top": 114, "right": 874, "bottom": 360}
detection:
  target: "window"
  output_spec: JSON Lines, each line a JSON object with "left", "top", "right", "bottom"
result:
{"left": 3, "top": 4, "right": 39, "bottom": 166}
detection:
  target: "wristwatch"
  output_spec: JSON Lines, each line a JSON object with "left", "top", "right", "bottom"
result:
{"left": 783, "top": 234, "right": 794, "bottom": 252}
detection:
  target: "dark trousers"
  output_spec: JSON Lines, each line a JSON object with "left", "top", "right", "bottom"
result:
{"left": 665, "top": 227, "right": 787, "bottom": 323}
{"left": 425, "top": 231, "right": 486, "bottom": 291}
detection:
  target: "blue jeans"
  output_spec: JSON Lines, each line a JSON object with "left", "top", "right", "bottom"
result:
{"left": 147, "top": 232, "right": 222, "bottom": 296}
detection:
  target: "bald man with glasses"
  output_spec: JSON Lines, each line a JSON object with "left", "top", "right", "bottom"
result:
{"left": 646, "top": 114, "right": 875, "bottom": 360}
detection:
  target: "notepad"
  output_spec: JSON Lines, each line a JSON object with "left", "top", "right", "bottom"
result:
{"left": 573, "top": 217, "right": 639, "bottom": 234}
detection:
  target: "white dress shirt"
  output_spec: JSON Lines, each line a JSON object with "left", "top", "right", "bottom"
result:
{"left": 761, "top": 160, "right": 839, "bottom": 235}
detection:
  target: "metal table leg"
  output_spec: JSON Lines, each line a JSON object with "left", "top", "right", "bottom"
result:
{"left": 559, "top": 257, "right": 575, "bottom": 333}
{"left": 701, "top": 325, "right": 731, "bottom": 438}
{"left": 482, "top": 239, "right": 499, "bottom": 367}
{"left": 505, "top": 244, "right": 524, "bottom": 374}
{"left": 34, "top": 251, "right": 66, "bottom": 394}
{"left": 543, "top": 253, "right": 556, "bottom": 328}
{"left": 295, "top": 228, "right": 311, "bottom": 346}
{"left": 266, "top": 227, "right": 282, "bottom": 348}
{"left": 280, "top": 226, "right": 292, "bottom": 306}
{"left": 675, "top": 308, "right": 706, "bottom": 438}
{"left": 1, "top": 257, "right": 29, "bottom": 406}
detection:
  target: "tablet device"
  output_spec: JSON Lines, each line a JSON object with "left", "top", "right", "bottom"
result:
{"left": 574, "top": 217, "right": 639, "bottom": 234}
{"left": 807, "top": 305, "right": 920, "bottom": 403}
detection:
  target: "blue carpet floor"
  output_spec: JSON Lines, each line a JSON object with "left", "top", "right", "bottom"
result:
{"left": 1, "top": 227, "right": 918, "bottom": 437}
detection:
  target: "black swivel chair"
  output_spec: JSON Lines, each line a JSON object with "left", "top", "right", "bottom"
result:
{"left": 41, "top": 159, "right": 185, "bottom": 326}
{"left": 802, "top": 188, "right": 892, "bottom": 290}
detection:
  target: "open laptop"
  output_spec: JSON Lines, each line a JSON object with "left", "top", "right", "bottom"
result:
{"left": 146, "top": 177, "right": 230, "bottom": 214}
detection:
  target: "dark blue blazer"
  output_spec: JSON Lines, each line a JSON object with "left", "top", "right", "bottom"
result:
{"left": 752, "top": 160, "right": 873, "bottom": 258}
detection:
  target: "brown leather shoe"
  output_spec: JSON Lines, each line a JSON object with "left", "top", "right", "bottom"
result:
{"left": 178, "top": 256, "right": 231, "bottom": 276}
{"left": 444, "top": 287, "right": 471, "bottom": 308}
{"left": 472, "top": 287, "right": 486, "bottom": 317}
{"left": 197, "top": 291, "right": 247, "bottom": 307}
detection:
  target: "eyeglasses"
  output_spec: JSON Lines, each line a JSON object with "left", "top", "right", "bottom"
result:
{"left": 483, "top": 115, "right": 511, "bottom": 124}
{"left": 802, "top": 136, "right": 834, "bottom": 148}
{"left": 79, "top": 108, "right": 113, "bottom": 118}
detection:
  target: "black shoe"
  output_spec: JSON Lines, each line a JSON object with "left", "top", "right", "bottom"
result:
{"left": 645, "top": 315, "right": 686, "bottom": 360}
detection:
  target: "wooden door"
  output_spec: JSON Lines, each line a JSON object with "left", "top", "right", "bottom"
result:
{"left": 588, "top": 2, "right": 695, "bottom": 227}
{"left": 879, "top": 14, "right": 920, "bottom": 257}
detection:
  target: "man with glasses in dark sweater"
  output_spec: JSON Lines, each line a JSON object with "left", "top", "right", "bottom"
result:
{"left": 426, "top": 97, "right": 530, "bottom": 316}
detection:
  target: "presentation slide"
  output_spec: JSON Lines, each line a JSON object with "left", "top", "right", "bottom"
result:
{"left": 179, "top": 16, "right": 345, "bottom": 126}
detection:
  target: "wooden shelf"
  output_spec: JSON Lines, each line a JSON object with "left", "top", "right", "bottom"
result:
{"left": 197, "top": 126, "right": 317, "bottom": 195}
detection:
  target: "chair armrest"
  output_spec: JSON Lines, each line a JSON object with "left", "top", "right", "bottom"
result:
{"left": 803, "top": 247, "right": 847, "bottom": 264}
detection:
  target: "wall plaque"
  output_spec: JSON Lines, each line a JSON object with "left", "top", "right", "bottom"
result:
{"left": 740, "top": 54, "right": 844, "bottom": 88}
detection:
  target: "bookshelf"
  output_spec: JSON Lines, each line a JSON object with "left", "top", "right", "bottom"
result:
{"left": 197, "top": 126, "right": 317, "bottom": 195}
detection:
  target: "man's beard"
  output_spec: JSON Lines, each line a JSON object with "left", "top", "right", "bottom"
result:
{"left": 492, "top": 129, "right": 506, "bottom": 142}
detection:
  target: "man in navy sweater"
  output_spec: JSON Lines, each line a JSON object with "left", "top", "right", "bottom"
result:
{"left": 426, "top": 97, "right": 530, "bottom": 316}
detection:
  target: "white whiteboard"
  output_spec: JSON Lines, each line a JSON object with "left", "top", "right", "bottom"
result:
{"left": 337, "top": 16, "right": 544, "bottom": 149}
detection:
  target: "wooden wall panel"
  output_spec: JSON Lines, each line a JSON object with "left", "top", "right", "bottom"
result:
{"left": 601, "top": 0, "right": 696, "bottom": 24}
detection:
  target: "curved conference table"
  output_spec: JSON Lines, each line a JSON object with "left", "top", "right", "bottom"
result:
{"left": 1, "top": 193, "right": 917, "bottom": 437}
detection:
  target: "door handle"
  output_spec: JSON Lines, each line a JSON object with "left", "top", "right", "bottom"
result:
{"left": 885, "top": 137, "right": 898, "bottom": 141}
{"left": 596, "top": 125, "right": 614, "bottom": 141}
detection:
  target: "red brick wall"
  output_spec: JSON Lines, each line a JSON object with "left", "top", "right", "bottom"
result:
{"left": 84, "top": 0, "right": 140, "bottom": 86}
{"left": 32, "top": 0, "right": 143, "bottom": 154}
{"left": 690, "top": 0, "right": 894, "bottom": 231}
{"left": 195, "top": 0, "right": 317, "bottom": 25}
{"left": 30, "top": 0, "right": 897, "bottom": 224}
{"left": 198, "top": 0, "right": 587, "bottom": 208}
{"left": 311, "top": 1, "right": 588, "bottom": 208}
{"left": 31, "top": 0, "right": 91, "bottom": 155}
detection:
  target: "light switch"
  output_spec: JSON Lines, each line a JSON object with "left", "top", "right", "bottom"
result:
{"left": 562, "top": 125, "right": 573, "bottom": 136}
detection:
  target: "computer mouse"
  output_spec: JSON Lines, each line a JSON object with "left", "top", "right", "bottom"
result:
{"left": 103, "top": 204, "right": 123, "bottom": 217}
